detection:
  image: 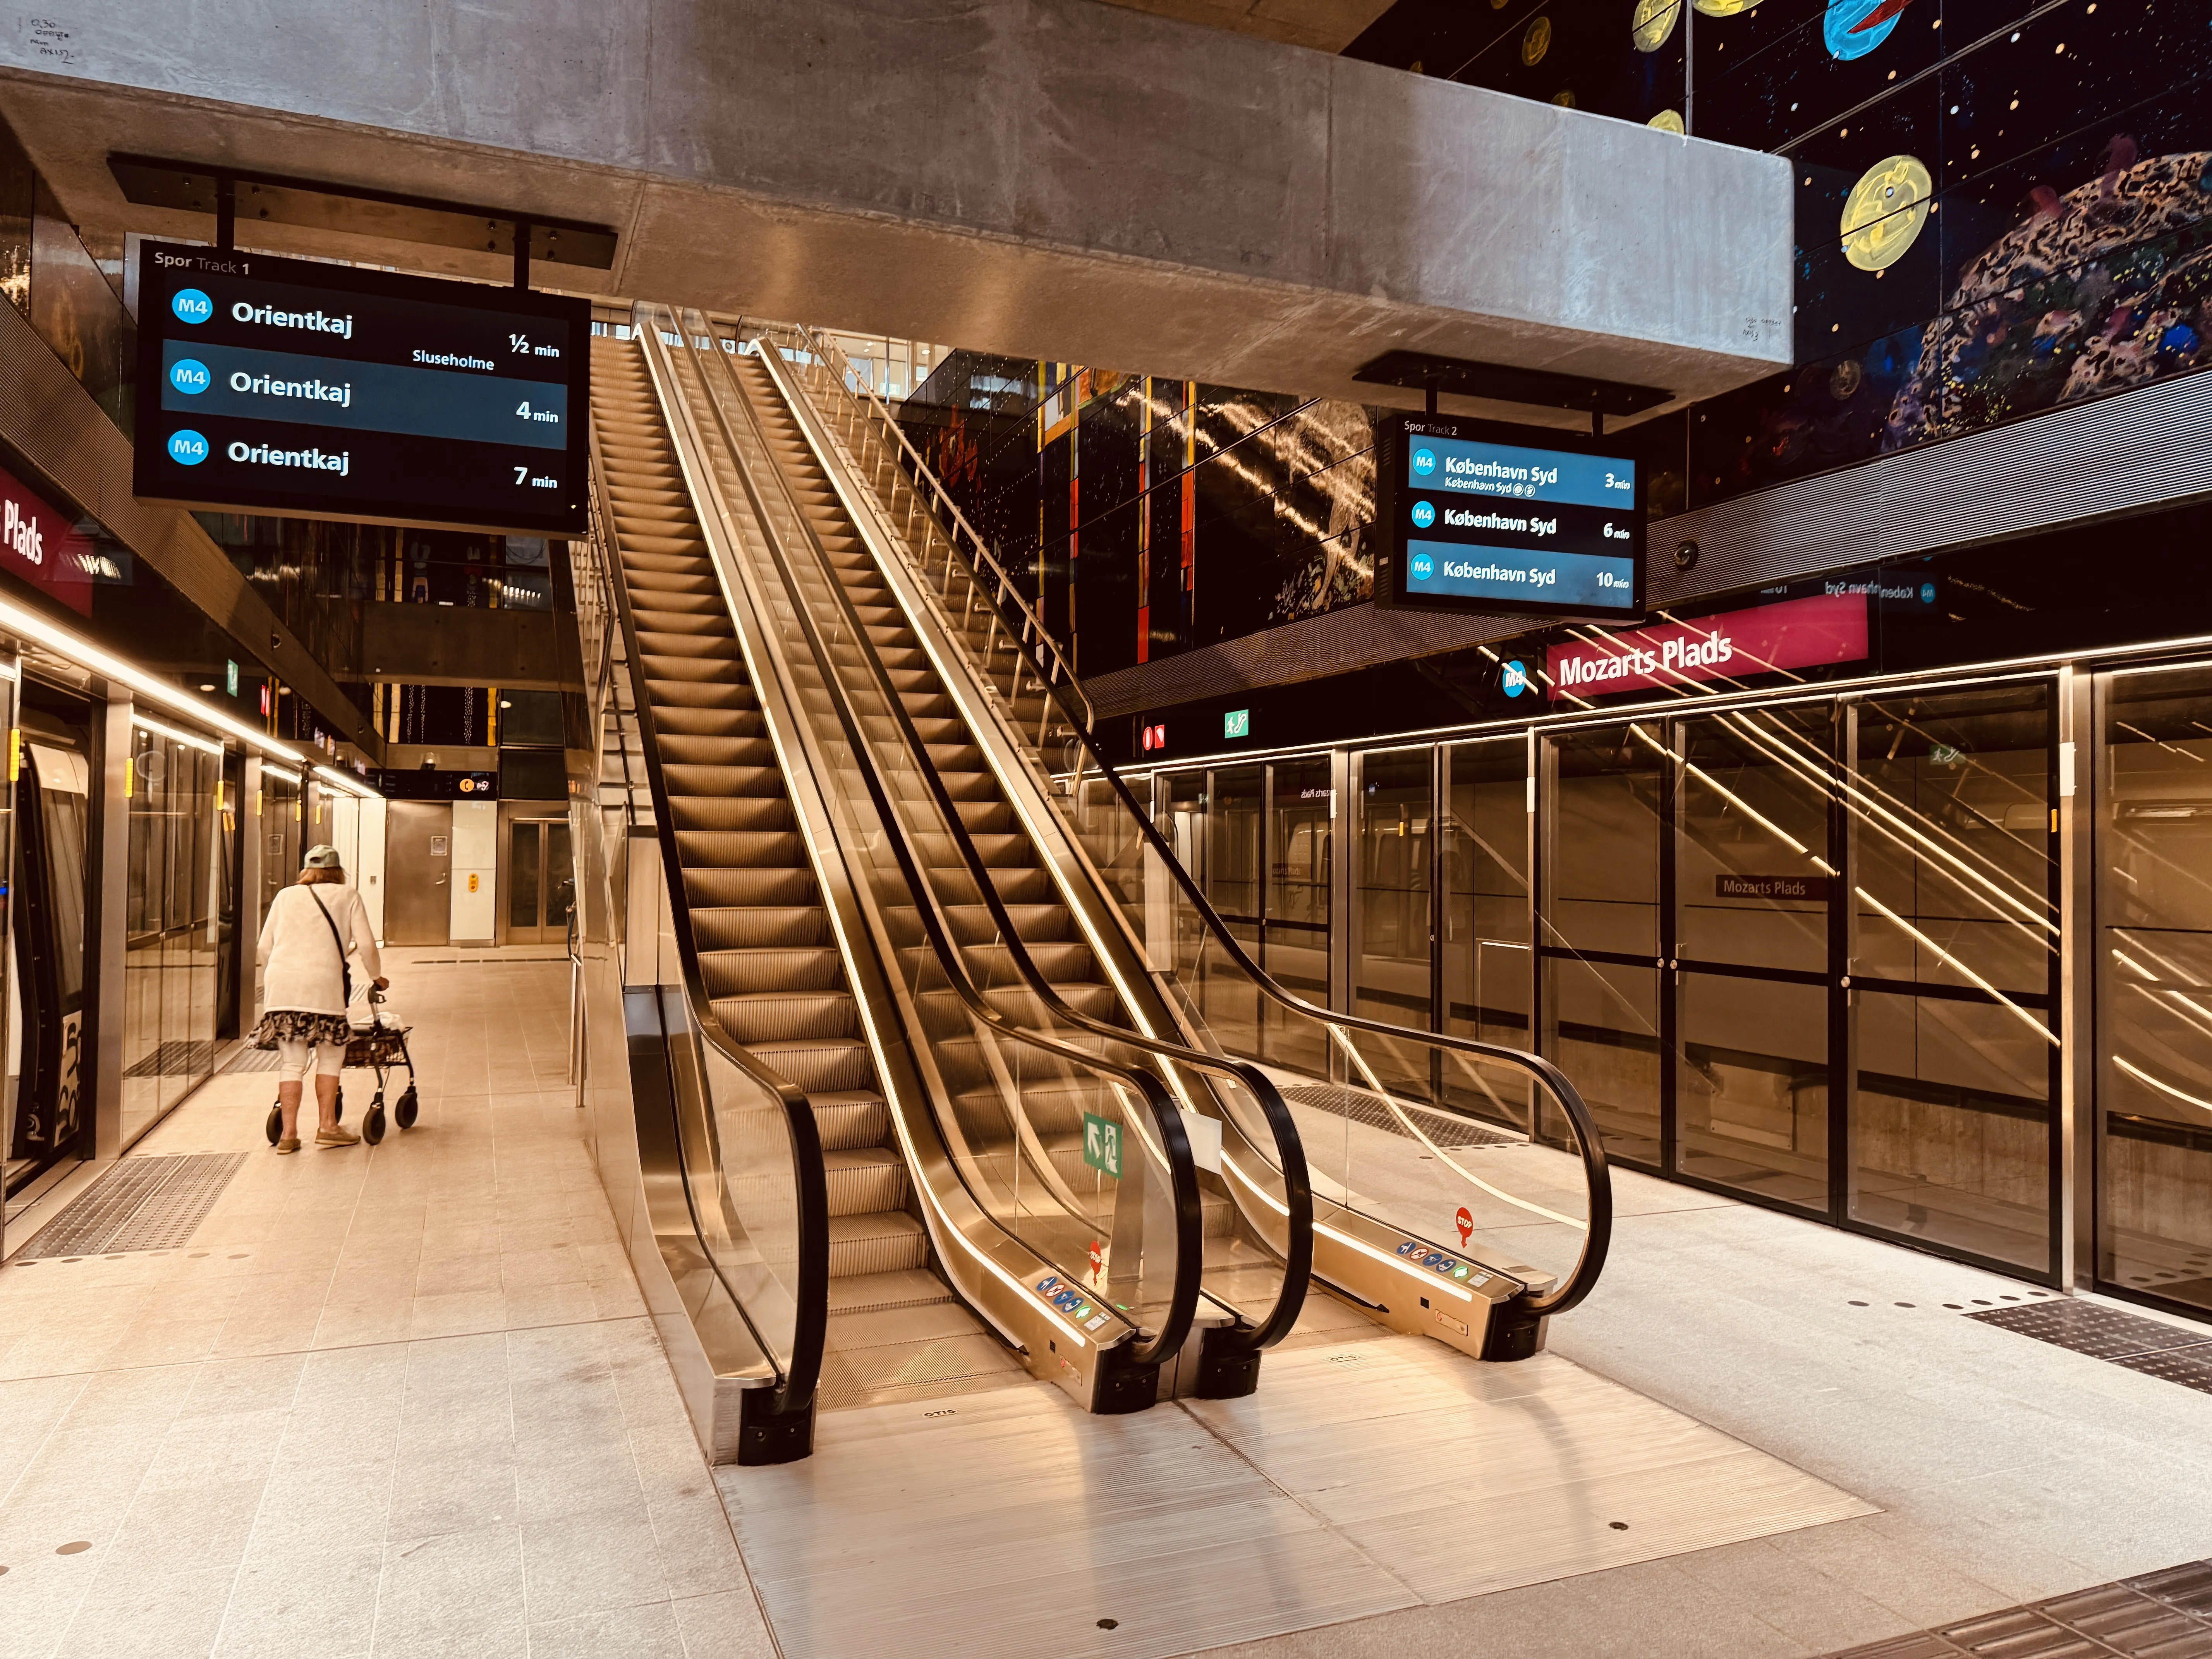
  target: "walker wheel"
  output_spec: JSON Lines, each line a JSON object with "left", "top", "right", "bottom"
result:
{"left": 364, "top": 1102, "right": 386, "bottom": 1146}
{"left": 333, "top": 1085, "right": 344, "bottom": 1125}
{"left": 396, "top": 1086, "right": 419, "bottom": 1130}
{"left": 265, "top": 1104, "right": 282, "bottom": 1145}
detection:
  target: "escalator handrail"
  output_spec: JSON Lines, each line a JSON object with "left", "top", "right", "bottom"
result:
{"left": 736, "top": 325, "right": 1312, "bottom": 1354}
{"left": 586, "top": 416, "right": 832, "bottom": 1415}
{"left": 753, "top": 324, "right": 1092, "bottom": 733}
{"left": 646, "top": 309, "right": 1202, "bottom": 1369}
{"left": 1052, "top": 670, "right": 1610, "bottom": 1316}
{"left": 766, "top": 327, "right": 1610, "bottom": 1321}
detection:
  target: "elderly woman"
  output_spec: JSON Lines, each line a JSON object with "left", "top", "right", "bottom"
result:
{"left": 256, "top": 843, "right": 387, "bottom": 1153}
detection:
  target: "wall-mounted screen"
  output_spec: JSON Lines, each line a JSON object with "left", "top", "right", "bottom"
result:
{"left": 132, "top": 241, "right": 589, "bottom": 536}
{"left": 1374, "top": 413, "right": 1644, "bottom": 620}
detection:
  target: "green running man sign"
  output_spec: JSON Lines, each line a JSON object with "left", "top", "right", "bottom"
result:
{"left": 1082, "top": 1111, "right": 1122, "bottom": 1179}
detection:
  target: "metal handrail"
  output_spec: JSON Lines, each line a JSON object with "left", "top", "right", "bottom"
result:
{"left": 586, "top": 401, "right": 831, "bottom": 1420}
{"left": 648, "top": 309, "right": 1203, "bottom": 1369}
{"left": 738, "top": 321, "right": 1094, "bottom": 757}
{"left": 723, "top": 322, "right": 1310, "bottom": 1354}
{"left": 1054, "top": 695, "right": 1611, "bottom": 1317}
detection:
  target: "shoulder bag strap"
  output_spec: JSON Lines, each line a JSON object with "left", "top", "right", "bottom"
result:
{"left": 307, "top": 888, "right": 356, "bottom": 1005}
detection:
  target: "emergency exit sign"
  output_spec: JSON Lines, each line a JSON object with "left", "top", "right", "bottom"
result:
{"left": 1081, "top": 1111, "right": 1122, "bottom": 1179}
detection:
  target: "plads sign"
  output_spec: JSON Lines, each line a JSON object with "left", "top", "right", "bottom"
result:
{"left": 0, "top": 459, "right": 95, "bottom": 615}
{"left": 1544, "top": 592, "right": 1868, "bottom": 701}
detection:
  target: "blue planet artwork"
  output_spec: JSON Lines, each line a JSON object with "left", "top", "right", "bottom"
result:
{"left": 1823, "top": 0, "right": 1910, "bottom": 60}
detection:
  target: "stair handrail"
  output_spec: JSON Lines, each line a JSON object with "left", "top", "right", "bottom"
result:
{"left": 737, "top": 321, "right": 1093, "bottom": 756}
{"left": 643, "top": 309, "right": 1203, "bottom": 1371}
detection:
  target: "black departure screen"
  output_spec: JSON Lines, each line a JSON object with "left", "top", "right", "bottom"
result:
{"left": 1374, "top": 413, "right": 1645, "bottom": 621}
{"left": 133, "top": 242, "right": 590, "bottom": 536}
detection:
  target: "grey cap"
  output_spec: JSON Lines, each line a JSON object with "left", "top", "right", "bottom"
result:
{"left": 303, "top": 844, "right": 343, "bottom": 869}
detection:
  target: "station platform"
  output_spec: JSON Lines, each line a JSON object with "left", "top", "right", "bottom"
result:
{"left": 0, "top": 951, "right": 2206, "bottom": 1659}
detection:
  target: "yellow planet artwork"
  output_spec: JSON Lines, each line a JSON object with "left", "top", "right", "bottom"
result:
{"left": 1522, "top": 15, "right": 1552, "bottom": 65}
{"left": 1839, "top": 153, "right": 1934, "bottom": 270}
{"left": 1632, "top": 0, "right": 1682, "bottom": 51}
{"left": 1693, "top": 0, "right": 1756, "bottom": 15}
{"left": 1649, "top": 109, "right": 1686, "bottom": 133}
{"left": 1552, "top": 89, "right": 1578, "bottom": 106}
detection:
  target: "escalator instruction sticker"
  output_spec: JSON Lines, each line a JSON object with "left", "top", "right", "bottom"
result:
{"left": 1034, "top": 1274, "right": 1111, "bottom": 1331}
{"left": 1397, "top": 1239, "right": 1481, "bottom": 1285}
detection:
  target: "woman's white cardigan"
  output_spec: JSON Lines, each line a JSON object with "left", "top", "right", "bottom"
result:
{"left": 258, "top": 883, "right": 381, "bottom": 1017}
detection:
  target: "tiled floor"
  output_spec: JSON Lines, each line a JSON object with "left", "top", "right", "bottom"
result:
{"left": 1192, "top": 1174, "right": 2212, "bottom": 1658}
{"left": 0, "top": 950, "right": 776, "bottom": 1658}
{"left": 9, "top": 945, "right": 2212, "bottom": 1658}
{"left": 720, "top": 1333, "right": 1870, "bottom": 1659}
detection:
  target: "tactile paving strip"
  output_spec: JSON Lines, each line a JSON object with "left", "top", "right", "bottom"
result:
{"left": 14, "top": 1153, "right": 249, "bottom": 1259}
{"left": 1966, "top": 1299, "right": 2212, "bottom": 1396}
{"left": 222, "top": 1046, "right": 282, "bottom": 1073}
{"left": 1278, "top": 1083, "right": 1520, "bottom": 1150}
{"left": 1823, "top": 1559, "right": 2212, "bottom": 1657}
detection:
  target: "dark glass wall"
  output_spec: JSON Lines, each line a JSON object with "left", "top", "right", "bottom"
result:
{"left": 900, "top": 356, "right": 1382, "bottom": 677}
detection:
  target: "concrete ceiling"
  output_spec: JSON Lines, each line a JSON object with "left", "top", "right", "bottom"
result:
{"left": 0, "top": 0, "right": 1791, "bottom": 428}
{"left": 1095, "top": 0, "right": 1394, "bottom": 53}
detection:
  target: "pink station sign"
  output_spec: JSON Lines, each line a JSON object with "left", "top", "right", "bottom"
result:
{"left": 0, "top": 457, "right": 95, "bottom": 616}
{"left": 1543, "top": 591, "right": 1869, "bottom": 701}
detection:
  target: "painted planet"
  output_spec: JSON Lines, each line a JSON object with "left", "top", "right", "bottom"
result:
{"left": 1839, "top": 153, "right": 1933, "bottom": 270}
{"left": 1693, "top": 0, "right": 1756, "bottom": 16}
{"left": 1649, "top": 109, "right": 1686, "bottom": 134}
{"left": 1824, "top": 0, "right": 1903, "bottom": 60}
{"left": 1522, "top": 15, "right": 1552, "bottom": 65}
{"left": 1631, "top": 0, "right": 1681, "bottom": 52}
{"left": 1829, "top": 358, "right": 1864, "bottom": 399}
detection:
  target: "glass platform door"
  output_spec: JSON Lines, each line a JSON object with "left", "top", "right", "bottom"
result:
{"left": 1534, "top": 684, "right": 2059, "bottom": 1280}
{"left": 2098, "top": 663, "right": 2212, "bottom": 1316}
{"left": 1671, "top": 704, "right": 1839, "bottom": 1214}
{"left": 1846, "top": 684, "right": 2058, "bottom": 1277}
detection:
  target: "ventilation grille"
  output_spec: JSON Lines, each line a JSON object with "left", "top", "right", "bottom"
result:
{"left": 15, "top": 1153, "right": 248, "bottom": 1259}
{"left": 1277, "top": 1082, "right": 1520, "bottom": 1150}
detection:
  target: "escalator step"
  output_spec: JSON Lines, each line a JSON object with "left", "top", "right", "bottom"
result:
{"left": 687, "top": 902, "right": 827, "bottom": 949}
{"left": 826, "top": 1210, "right": 928, "bottom": 1277}
{"left": 824, "top": 1147, "right": 906, "bottom": 1218}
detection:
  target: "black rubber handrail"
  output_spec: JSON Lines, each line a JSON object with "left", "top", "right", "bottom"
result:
{"left": 645, "top": 314, "right": 1203, "bottom": 1369}
{"left": 587, "top": 409, "right": 831, "bottom": 1419}
{"left": 785, "top": 338, "right": 1611, "bottom": 1320}
{"left": 734, "top": 326, "right": 1314, "bottom": 1353}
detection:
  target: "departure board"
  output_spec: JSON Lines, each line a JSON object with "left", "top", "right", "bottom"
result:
{"left": 133, "top": 242, "right": 589, "bottom": 535}
{"left": 1374, "top": 414, "right": 1644, "bottom": 620}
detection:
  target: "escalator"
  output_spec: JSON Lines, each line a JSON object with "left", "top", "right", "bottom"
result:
{"left": 572, "top": 301, "right": 1615, "bottom": 1468}
{"left": 755, "top": 322, "right": 1616, "bottom": 1368}
{"left": 577, "top": 319, "right": 1220, "bottom": 1463}
{"left": 592, "top": 340, "right": 1008, "bottom": 1413}
{"left": 659, "top": 313, "right": 1309, "bottom": 1392}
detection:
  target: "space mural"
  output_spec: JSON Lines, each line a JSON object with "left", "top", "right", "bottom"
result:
{"left": 1666, "top": 0, "right": 2212, "bottom": 500}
